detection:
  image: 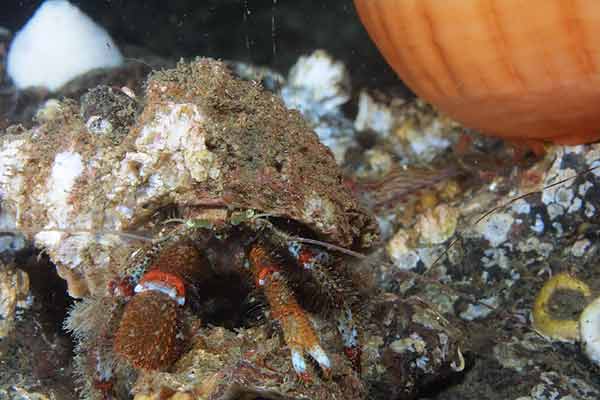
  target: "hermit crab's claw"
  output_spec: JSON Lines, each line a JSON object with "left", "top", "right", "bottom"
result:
{"left": 114, "top": 291, "right": 181, "bottom": 370}
{"left": 285, "top": 315, "right": 332, "bottom": 382}
{"left": 290, "top": 343, "right": 332, "bottom": 383}
{"left": 114, "top": 242, "right": 204, "bottom": 370}
{"left": 248, "top": 244, "right": 332, "bottom": 381}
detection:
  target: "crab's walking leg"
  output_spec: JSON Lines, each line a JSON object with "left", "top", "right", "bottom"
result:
{"left": 290, "top": 242, "right": 362, "bottom": 372}
{"left": 249, "top": 245, "right": 332, "bottom": 381}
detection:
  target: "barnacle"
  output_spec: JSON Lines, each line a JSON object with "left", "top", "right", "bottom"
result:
{"left": 531, "top": 272, "right": 591, "bottom": 341}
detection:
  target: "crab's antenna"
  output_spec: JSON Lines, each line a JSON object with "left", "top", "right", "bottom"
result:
{"left": 248, "top": 216, "right": 368, "bottom": 259}
{"left": 0, "top": 228, "right": 154, "bottom": 242}
{"left": 284, "top": 236, "right": 367, "bottom": 260}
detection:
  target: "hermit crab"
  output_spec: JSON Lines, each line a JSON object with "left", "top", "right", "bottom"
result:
{"left": 0, "top": 58, "right": 382, "bottom": 398}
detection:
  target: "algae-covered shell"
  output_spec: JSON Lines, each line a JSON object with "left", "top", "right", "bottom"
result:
{"left": 354, "top": 0, "right": 600, "bottom": 145}
{"left": 142, "top": 59, "right": 378, "bottom": 249}
{"left": 0, "top": 58, "right": 377, "bottom": 296}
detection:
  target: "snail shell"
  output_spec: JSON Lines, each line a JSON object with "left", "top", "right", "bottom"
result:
{"left": 354, "top": 0, "right": 600, "bottom": 145}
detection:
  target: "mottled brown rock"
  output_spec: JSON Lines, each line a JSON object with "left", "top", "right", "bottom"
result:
{"left": 363, "top": 295, "right": 465, "bottom": 400}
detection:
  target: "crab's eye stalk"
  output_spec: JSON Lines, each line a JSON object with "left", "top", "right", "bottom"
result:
{"left": 354, "top": 0, "right": 600, "bottom": 146}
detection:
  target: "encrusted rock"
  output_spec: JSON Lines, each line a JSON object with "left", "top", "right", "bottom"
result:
{"left": 354, "top": 94, "right": 460, "bottom": 163}
{"left": 362, "top": 295, "right": 464, "bottom": 400}
{"left": 0, "top": 262, "right": 30, "bottom": 339}
{"left": 130, "top": 325, "right": 366, "bottom": 400}
{"left": 416, "top": 203, "right": 459, "bottom": 245}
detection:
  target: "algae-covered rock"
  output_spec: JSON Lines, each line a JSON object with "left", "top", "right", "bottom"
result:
{"left": 362, "top": 295, "right": 464, "bottom": 400}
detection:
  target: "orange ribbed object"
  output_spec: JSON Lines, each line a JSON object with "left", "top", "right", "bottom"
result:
{"left": 354, "top": 0, "right": 600, "bottom": 145}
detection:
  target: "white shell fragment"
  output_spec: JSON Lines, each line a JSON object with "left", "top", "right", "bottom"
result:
{"left": 283, "top": 49, "right": 350, "bottom": 116}
{"left": 580, "top": 297, "right": 600, "bottom": 366}
{"left": 7, "top": 0, "right": 123, "bottom": 91}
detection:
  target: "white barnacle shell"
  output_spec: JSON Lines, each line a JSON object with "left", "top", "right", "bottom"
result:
{"left": 580, "top": 297, "right": 600, "bottom": 365}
